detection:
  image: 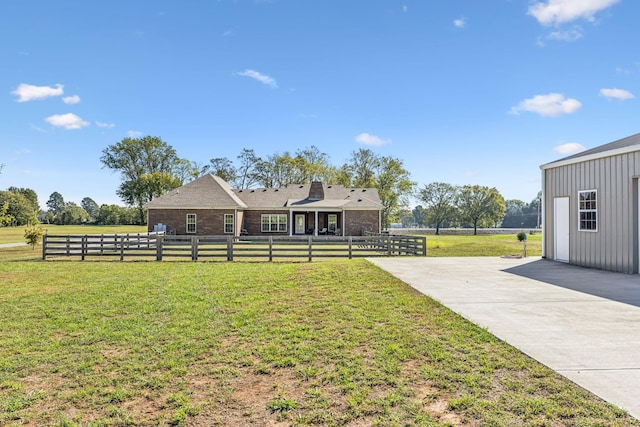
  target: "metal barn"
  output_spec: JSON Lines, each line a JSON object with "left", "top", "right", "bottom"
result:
{"left": 541, "top": 133, "right": 640, "bottom": 274}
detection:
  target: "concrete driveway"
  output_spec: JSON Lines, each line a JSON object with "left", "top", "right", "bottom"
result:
{"left": 369, "top": 256, "right": 640, "bottom": 420}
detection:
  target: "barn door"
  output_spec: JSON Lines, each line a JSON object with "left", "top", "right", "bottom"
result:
{"left": 554, "top": 197, "right": 570, "bottom": 262}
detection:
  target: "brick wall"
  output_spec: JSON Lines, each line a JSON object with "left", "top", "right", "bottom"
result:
{"left": 344, "top": 210, "right": 380, "bottom": 235}
{"left": 148, "top": 209, "right": 237, "bottom": 235}
{"left": 242, "top": 210, "right": 290, "bottom": 235}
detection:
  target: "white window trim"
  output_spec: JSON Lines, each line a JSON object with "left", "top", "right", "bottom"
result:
{"left": 328, "top": 214, "right": 338, "bottom": 233}
{"left": 224, "top": 214, "right": 234, "bottom": 234}
{"left": 186, "top": 213, "right": 196, "bottom": 234}
{"left": 578, "top": 189, "right": 597, "bottom": 232}
{"left": 261, "top": 214, "right": 287, "bottom": 233}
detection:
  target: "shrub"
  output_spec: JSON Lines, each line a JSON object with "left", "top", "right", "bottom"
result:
{"left": 24, "top": 225, "right": 45, "bottom": 249}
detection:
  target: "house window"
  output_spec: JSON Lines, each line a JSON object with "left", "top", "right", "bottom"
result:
{"left": 328, "top": 214, "right": 338, "bottom": 233}
{"left": 186, "top": 214, "right": 196, "bottom": 233}
{"left": 224, "top": 214, "right": 234, "bottom": 234}
{"left": 578, "top": 190, "right": 597, "bottom": 231}
{"left": 261, "top": 214, "right": 287, "bottom": 232}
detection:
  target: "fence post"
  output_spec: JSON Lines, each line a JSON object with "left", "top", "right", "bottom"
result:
{"left": 42, "top": 233, "right": 47, "bottom": 260}
{"left": 120, "top": 236, "right": 125, "bottom": 261}
{"left": 308, "top": 236, "right": 313, "bottom": 262}
{"left": 66, "top": 236, "right": 70, "bottom": 257}
{"left": 156, "top": 234, "right": 163, "bottom": 261}
{"left": 192, "top": 236, "right": 198, "bottom": 261}
{"left": 421, "top": 236, "right": 427, "bottom": 256}
{"left": 81, "top": 235, "right": 87, "bottom": 261}
{"left": 348, "top": 236, "right": 352, "bottom": 259}
{"left": 269, "top": 236, "right": 273, "bottom": 262}
{"left": 227, "top": 235, "right": 233, "bottom": 261}
{"left": 387, "top": 235, "right": 392, "bottom": 257}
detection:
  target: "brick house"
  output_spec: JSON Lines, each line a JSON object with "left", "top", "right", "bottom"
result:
{"left": 147, "top": 174, "right": 382, "bottom": 236}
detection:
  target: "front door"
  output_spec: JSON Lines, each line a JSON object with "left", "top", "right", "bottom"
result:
{"left": 295, "top": 214, "right": 305, "bottom": 234}
{"left": 554, "top": 197, "right": 569, "bottom": 262}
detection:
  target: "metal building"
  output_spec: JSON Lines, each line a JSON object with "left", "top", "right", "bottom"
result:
{"left": 541, "top": 133, "right": 640, "bottom": 274}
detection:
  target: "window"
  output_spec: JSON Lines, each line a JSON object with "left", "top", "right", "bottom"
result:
{"left": 578, "top": 190, "right": 597, "bottom": 231}
{"left": 261, "top": 214, "right": 287, "bottom": 232}
{"left": 186, "top": 214, "right": 196, "bottom": 233}
{"left": 224, "top": 214, "right": 234, "bottom": 234}
{"left": 328, "top": 214, "right": 338, "bottom": 233}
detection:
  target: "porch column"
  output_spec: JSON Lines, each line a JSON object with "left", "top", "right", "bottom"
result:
{"left": 289, "top": 210, "right": 293, "bottom": 236}
{"left": 342, "top": 210, "right": 346, "bottom": 236}
{"left": 314, "top": 211, "right": 319, "bottom": 236}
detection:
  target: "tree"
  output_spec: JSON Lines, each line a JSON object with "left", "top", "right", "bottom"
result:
{"left": 172, "top": 158, "right": 200, "bottom": 185}
{"left": 375, "top": 156, "right": 415, "bottom": 229}
{"left": 418, "top": 182, "right": 459, "bottom": 235}
{"left": 59, "top": 205, "right": 90, "bottom": 225}
{"left": 46, "top": 192, "right": 65, "bottom": 216}
{"left": 344, "top": 148, "right": 380, "bottom": 188}
{"left": 81, "top": 197, "right": 100, "bottom": 222}
{"left": 7, "top": 187, "right": 39, "bottom": 212}
{"left": 24, "top": 225, "right": 44, "bottom": 249}
{"left": 207, "top": 157, "right": 237, "bottom": 183}
{"left": 100, "top": 136, "right": 180, "bottom": 224}
{"left": 235, "top": 148, "right": 261, "bottom": 189}
{"left": 0, "top": 201, "right": 12, "bottom": 226}
{"left": 457, "top": 185, "right": 506, "bottom": 235}
{"left": 412, "top": 205, "right": 427, "bottom": 227}
{"left": 0, "top": 190, "right": 38, "bottom": 226}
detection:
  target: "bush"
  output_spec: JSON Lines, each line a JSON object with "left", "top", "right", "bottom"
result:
{"left": 24, "top": 225, "right": 45, "bottom": 249}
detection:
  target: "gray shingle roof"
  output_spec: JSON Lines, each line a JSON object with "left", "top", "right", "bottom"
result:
{"left": 147, "top": 174, "right": 247, "bottom": 208}
{"left": 542, "top": 132, "right": 640, "bottom": 169}
{"left": 147, "top": 175, "right": 383, "bottom": 210}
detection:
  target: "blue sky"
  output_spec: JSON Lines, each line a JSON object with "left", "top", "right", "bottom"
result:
{"left": 2, "top": 0, "right": 638, "bottom": 208}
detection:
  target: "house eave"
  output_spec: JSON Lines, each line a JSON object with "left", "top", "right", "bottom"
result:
{"left": 541, "top": 144, "right": 640, "bottom": 170}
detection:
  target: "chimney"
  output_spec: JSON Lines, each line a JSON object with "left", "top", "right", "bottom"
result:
{"left": 308, "top": 181, "right": 324, "bottom": 200}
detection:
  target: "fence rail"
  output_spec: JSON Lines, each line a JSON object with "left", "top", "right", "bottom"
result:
{"left": 42, "top": 233, "right": 426, "bottom": 261}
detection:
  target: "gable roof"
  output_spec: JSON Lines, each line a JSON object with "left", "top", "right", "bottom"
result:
{"left": 147, "top": 175, "right": 383, "bottom": 210}
{"left": 541, "top": 133, "right": 640, "bottom": 170}
{"left": 147, "top": 174, "right": 247, "bottom": 208}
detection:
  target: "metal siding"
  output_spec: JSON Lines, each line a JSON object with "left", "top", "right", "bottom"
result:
{"left": 544, "top": 150, "right": 639, "bottom": 273}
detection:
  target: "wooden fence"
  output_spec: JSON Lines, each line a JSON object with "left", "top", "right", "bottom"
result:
{"left": 42, "top": 233, "right": 426, "bottom": 261}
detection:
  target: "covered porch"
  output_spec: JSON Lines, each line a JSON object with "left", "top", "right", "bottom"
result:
{"left": 289, "top": 210, "right": 343, "bottom": 236}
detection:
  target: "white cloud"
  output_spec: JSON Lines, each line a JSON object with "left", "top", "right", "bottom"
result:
{"left": 453, "top": 18, "right": 466, "bottom": 28}
{"left": 546, "top": 27, "right": 583, "bottom": 42}
{"left": 554, "top": 142, "right": 586, "bottom": 155}
{"left": 12, "top": 83, "right": 64, "bottom": 102}
{"left": 528, "top": 0, "right": 620, "bottom": 26}
{"left": 96, "top": 121, "right": 116, "bottom": 128}
{"left": 599, "top": 88, "right": 635, "bottom": 101}
{"left": 62, "top": 95, "right": 81, "bottom": 104}
{"left": 128, "top": 130, "right": 143, "bottom": 138}
{"left": 236, "top": 69, "right": 278, "bottom": 88}
{"left": 510, "top": 93, "right": 582, "bottom": 117}
{"left": 45, "top": 113, "right": 89, "bottom": 130}
{"left": 355, "top": 133, "right": 391, "bottom": 146}
{"left": 402, "top": 5, "right": 408, "bottom": 12}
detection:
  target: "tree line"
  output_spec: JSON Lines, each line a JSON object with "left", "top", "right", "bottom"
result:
{"left": 399, "top": 183, "right": 541, "bottom": 234}
{"left": 0, "top": 135, "right": 539, "bottom": 230}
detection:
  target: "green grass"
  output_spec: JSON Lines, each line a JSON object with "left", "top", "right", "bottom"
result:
{"left": 0, "top": 225, "right": 147, "bottom": 244}
{"left": 425, "top": 233, "right": 542, "bottom": 257}
{"left": 0, "top": 259, "right": 635, "bottom": 426}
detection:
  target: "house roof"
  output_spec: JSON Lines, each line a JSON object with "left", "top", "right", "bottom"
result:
{"left": 147, "top": 174, "right": 383, "bottom": 210}
{"left": 147, "top": 174, "right": 247, "bottom": 209}
{"left": 541, "top": 132, "right": 640, "bottom": 170}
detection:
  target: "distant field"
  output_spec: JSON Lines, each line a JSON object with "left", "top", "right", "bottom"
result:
{"left": 424, "top": 233, "right": 541, "bottom": 257}
{"left": 0, "top": 225, "right": 147, "bottom": 244}
{"left": 0, "top": 259, "right": 634, "bottom": 426}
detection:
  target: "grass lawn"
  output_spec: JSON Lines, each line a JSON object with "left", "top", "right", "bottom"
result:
{"left": 425, "top": 233, "right": 542, "bottom": 257}
{"left": 0, "top": 258, "right": 635, "bottom": 426}
{"left": 0, "top": 225, "right": 147, "bottom": 245}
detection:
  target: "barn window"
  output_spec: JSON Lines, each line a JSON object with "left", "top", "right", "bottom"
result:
{"left": 578, "top": 190, "right": 597, "bottom": 231}
{"left": 261, "top": 214, "right": 287, "bottom": 232}
{"left": 186, "top": 214, "right": 196, "bottom": 233}
{"left": 224, "top": 214, "right": 234, "bottom": 234}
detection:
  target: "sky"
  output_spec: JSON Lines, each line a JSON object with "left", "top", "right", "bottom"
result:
{"left": 2, "top": 0, "right": 639, "bottom": 209}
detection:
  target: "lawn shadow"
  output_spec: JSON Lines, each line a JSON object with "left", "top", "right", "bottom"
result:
{"left": 503, "top": 259, "right": 640, "bottom": 308}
